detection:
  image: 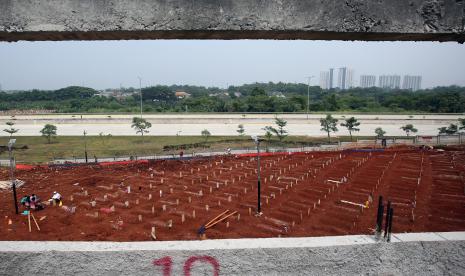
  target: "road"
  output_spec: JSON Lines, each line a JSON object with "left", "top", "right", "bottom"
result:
{"left": 0, "top": 113, "right": 463, "bottom": 137}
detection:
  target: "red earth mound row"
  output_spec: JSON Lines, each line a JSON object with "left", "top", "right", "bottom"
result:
{"left": 1, "top": 146, "right": 464, "bottom": 241}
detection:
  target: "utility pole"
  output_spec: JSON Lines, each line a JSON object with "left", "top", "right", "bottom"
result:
{"left": 138, "top": 77, "right": 143, "bottom": 118}
{"left": 307, "top": 76, "right": 314, "bottom": 120}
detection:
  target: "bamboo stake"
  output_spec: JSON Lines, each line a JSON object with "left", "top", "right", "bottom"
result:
{"left": 28, "top": 211, "right": 32, "bottom": 232}
{"left": 205, "top": 211, "right": 238, "bottom": 229}
{"left": 31, "top": 212, "right": 40, "bottom": 231}
{"left": 205, "top": 209, "right": 230, "bottom": 228}
{"left": 151, "top": 227, "right": 157, "bottom": 240}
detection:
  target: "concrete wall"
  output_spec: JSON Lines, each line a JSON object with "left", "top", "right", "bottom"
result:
{"left": 1, "top": 232, "right": 464, "bottom": 275}
{"left": 1, "top": 0, "right": 464, "bottom": 42}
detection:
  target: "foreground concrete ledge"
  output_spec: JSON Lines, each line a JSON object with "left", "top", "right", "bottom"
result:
{"left": 1, "top": 0, "right": 465, "bottom": 42}
{"left": 1, "top": 232, "right": 464, "bottom": 252}
{"left": 1, "top": 232, "right": 465, "bottom": 275}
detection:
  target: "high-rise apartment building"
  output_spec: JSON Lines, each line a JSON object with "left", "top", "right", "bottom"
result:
{"left": 379, "top": 75, "right": 401, "bottom": 89}
{"left": 319, "top": 71, "right": 330, "bottom": 89}
{"left": 329, "top": 68, "right": 334, "bottom": 89}
{"left": 319, "top": 68, "right": 335, "bottom": 90}
{"left": 359, "top": 75, "right": 376, "bottom": 88}
{"left": 337, "top": 67, "right": 354, "bottom": 90}
{"left": 402, "top": 75, "right": 422, "bottom": 91}
{"left": 320, "top": 67, "right": 354, "bottom": 90}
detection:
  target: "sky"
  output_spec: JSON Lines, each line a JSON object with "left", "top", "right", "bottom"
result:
{"left": 0, "top": 40, "right": 464, "bottom": 91}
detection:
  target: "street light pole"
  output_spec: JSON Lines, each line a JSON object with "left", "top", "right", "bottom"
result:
{"left": 138, "top": 77, "right": 143, "bottom": 118}
{"left": 306, "top": 76, "right": 314, "bottom": 120}
{"left": 8, "top": 139, "right": 18, "bottom": 214}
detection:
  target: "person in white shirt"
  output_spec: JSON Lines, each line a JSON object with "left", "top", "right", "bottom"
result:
{"left": 50, "top": 191, "right": 62, "bottom": 206}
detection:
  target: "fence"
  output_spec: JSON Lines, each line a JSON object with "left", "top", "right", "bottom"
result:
{"left": 340, "top": 133, "right": 464, "bottom": 149}
{"left": 354, "top": 133, "right": 465, "bottom": 147}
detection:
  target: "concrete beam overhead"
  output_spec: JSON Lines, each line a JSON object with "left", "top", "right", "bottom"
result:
{"left": 0, "top": 0, "right": 464, "bottom": 42}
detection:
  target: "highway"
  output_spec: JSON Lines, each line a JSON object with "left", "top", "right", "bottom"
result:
{"left": 0, "top": 113, "right": 463, "bottom": 137}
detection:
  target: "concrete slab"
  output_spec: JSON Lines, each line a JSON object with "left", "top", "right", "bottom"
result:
{"left": 392, "top": 232, "right": 445, "bottom": 242}
{"left": 435, "top": 231, "right": 465, "bottom": 241}
{"left": 392, "top": 231, "right": 465, "bottom": 242}
{"left": 0, "top": 232, "right": 463, "bottom": 252}
{"left": 1, "top": 0, "right": 465, "bottom": 42}
{"left": 1, "top": 233, "right": 465, "bottom": 275}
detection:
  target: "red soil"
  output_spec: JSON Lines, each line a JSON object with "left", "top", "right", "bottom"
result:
{"left": 1, "top": 146, "right": 464, "bottom": 241}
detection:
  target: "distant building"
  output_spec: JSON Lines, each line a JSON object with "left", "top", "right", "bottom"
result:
{"left": 359, "top": 75, "right": 376, "bottom": 88}
{"left": 402, "top": 75, "right": 422, "bottom": 91}
{"left": 208, "top": 92, "right": 229, "bottom": 97}
{"left": 269, "top": 91, "right": 286, "bottom": 98}
{"left": 337, "top": 67, "right": 354, "bottom": 90}
{"left": 96, "top": 90, "right": 133, "bottom": 100}
{"left": 175, "top": 91, "right": 191, "bottom": 99}
{"left": 233, "top": 92, "right": 242, "bottom": 98}
{"left": 96, "top": 91, "right": 113, "bottom": 97}
{"left": 319, "top": 71, "right": 330, "bottom": 89}
{"left": 379, "top": 75, "right": 401, "bottom": 89}
{"left": 329, "top": 68, "right": 335, "bottom": 89}
{"left": 319, "top": 68, "right": 335, "bottom": 90}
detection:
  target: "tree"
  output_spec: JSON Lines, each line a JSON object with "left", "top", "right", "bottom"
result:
{"left": 400, "top": 124, "right": 418, "bottom": 136}
{"left": 322, "top": 94, "right": 339, "bottom": 111}
{"left": 131, "top": 117, "right": 152, "bottom": 137}
{"left": 459, "top": 118, "right": 465, "bottom": 131}
{"left": 250, "top": 87, "right": 267, "bottom": 97}
{"left": 264, "top": 129, "right": 273, "bottom": 142}
{"left": 40, "top": 124, "right": 57, "bottom": 143}
{"left": 262, "top": 127, "right": 274, "bottom": 152}
{"left": 263, "top": 117, "right": 288, "bottom": 142}
{"left": 201, "top": 129, "right": 211, "bottom": 143}
{"left": 3, "top": 121, "right": 19, "bottom": 138}
{"left": 141, "top": 86, "right": 177, "bottom": 103}
{"left": 340, "top": 117, "right": 360, "bottom": 141}
{"left": 437, "top": 127, "right": 447, "bottom": 135}
{"left": 320, "top": 114, "right": 338, "bottom": 143}
{"left": 273, "top": 117, "right": 288, "bottom": 142}
{"left": 438, "top": 124, "right": 458, "bottom": 135}
{"left": 237, "top": 124, "right": 245, "bottom": 136}
{"left": 375, "top": 127, "right": 386, "bottom": 138}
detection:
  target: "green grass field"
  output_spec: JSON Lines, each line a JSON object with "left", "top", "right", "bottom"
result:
{"left": 0, "top": 135, "right": 403, "bottom": 164}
